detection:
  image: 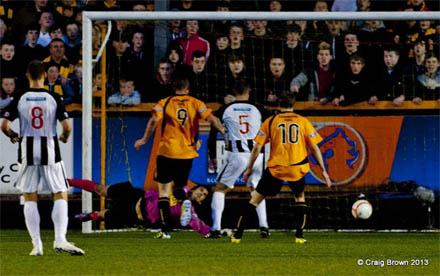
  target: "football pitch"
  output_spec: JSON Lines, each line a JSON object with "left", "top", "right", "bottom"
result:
{"left": 1, "top": 230, "right": 439, "bottom": 276}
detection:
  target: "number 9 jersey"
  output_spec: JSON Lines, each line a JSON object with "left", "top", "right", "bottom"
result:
{"left": 2, "top": 88, "right": 69, "bottom": 165}
{"left": 152, "top": 95, "right": 212, "bottom": 159}
{"left": 254, "top": 112, "right": 323, "bottom": 181}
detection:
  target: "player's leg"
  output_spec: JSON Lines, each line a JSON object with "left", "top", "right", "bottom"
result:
{"left": 247, "top": 154, "right": 269, "bottom": 237}
{"left": 210, "top": 153, "right": 240, "bottom": 237}
{"left": 24, "top": 192, "right": 43, "bottom": 256}
{"left": 232, "top": 169, "right": 282, "bottom": 242}
{"left": 289, "top": 178, "right": 308, "bottom": 243}
{"left": 45, "top": 162, "right": 84, "bottom": 255}
{"left": 16, "top": 164, "right": 43, "bottom": 255}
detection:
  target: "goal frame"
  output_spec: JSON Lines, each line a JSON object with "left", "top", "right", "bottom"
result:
{"left": 81, "top": 11, "right": 440, "bottom": 233}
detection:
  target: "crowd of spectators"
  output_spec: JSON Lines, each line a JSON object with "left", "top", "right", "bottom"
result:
{"left": 0, "top": 0, "right": 439, "bottom": 111}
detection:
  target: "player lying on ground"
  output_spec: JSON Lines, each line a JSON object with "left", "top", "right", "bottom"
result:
{"left": 230, "top": 92, "right": 332, "bottom": 244}
{"left": 70, "top": 179, "right": 211, "bottom": 236}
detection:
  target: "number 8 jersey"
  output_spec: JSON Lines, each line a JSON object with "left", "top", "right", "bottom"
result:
{"left": 3, "top": 88, "right": 69, "bottom": 165}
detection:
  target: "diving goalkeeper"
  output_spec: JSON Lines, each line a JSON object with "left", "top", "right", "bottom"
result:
{"left": 69, "top": 179, "right": 211, "bottom": 236}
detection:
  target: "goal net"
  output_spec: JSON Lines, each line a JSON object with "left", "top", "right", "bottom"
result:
{"left": 81, "top": 11, "right": 440, "bottom": 233}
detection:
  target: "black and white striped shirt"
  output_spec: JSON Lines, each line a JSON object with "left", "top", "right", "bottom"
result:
{"left": 3, "top": 88, "right": 69, "bottom": 165}
{"left": 216, "top": 100, "right": 269, "bottom": 153}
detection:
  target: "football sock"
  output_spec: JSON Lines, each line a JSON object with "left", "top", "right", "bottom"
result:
{"left": 67, "top": 179, "right": 96, "bottom": 193}
{"left": 252, "top": 191, "right": 268, "bottom": 229}
{"left": 234, "top": 202, "right": 256, "bottom": 239}
{"left": 158, "top": 197, "right": 170, "bottom": 233}
{"left": 51, "top": 199, "right": 68, "bottom": 243}
{"left": 24, "top": 201, "right": 42, "bottom": 247}
{"left": 211, "top": 192, "right": 225, "bottom": 231}
{"left": 293, "top": 202, "right": 308, "bottom": 238}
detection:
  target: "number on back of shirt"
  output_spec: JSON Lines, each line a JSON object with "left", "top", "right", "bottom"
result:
{"left": 31, "top": 107, "right": 44, "bottom": 129}
{"left": 177, "top": 108, "right": 188, "bottom": 126}
{"left": 278, "top": 123, "right": 299, "bottom": 144}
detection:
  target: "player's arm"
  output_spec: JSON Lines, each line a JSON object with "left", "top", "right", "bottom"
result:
{"left": 243, "top": 143, "right": 263, "bottom": 183}
{"left": 311, "top": 144, "right": 332, "bottom": 187}
{"left": 134, "top": 113, "right": 160, "bottom": 150}
{"left": 206, "top": 113, "right": 225, "bottom": 135}
{"left": 1, "top": 119, "right": 20, "bottom": 143}
{"left": 59, "top": 119, "right": 72, "bottom": 143}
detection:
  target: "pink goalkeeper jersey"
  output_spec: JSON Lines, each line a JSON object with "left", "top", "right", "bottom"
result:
{"left": 143, "top": 187, "right": 210, "bottom": 236}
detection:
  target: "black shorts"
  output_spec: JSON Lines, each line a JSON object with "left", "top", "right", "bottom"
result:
{"left": 104, "top": 181, "right": 144, "bottom": 229}
{"left": 256, "top": 168, "right": 305, "bottom": 197}
{"left": 155, "top": 155, "right": 193, "bottom": 187}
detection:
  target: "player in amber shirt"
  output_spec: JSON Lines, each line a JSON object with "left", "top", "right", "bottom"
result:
{"left": 134, "top": 75, "right": 225, "bottom": 239}
{"left": 231, "top": 92, "right": 331, "bottom": 244}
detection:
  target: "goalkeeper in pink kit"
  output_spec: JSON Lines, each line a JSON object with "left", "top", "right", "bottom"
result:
{"left": 70, "top": 179, "right": 211, "bottom": 236}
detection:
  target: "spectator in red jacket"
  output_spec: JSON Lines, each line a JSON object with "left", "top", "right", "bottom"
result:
{"left": 179, "top": 20, "right": 210, "bottom": 66}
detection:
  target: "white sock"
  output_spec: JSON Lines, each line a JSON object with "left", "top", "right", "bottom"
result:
{"left": 211, "top": 192, "right": 225, "bottom": 231}
{"left": 24, "top": 201, "right": 42, "bottom": 247}
{"left": 51, "top": 199, "right": 68, "bottom": 243}
{"left": 252, "top": 191, "right": 268, "bottom": 228}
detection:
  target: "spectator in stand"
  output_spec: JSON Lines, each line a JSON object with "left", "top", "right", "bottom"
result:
{"left": 281, "top": 24, "right": 310, "bottom": 77}
{"left": 306, "top": 0, "right": 329, "bottom": 45}
{"left": 224, "top": 55, "right": 248, "bottom": 100}
{"left": 265, "top": 57, "right": 292, "bottom": 106}
{"left": 12, "top": 0, "right": 53, "bottom": 45}
{"left": 359, "top": 20, "right": 394, "bottom": 72}
{"left": 168, "top": 15, "right": 186, "bottom": 41}
{"left": 187, "top": 50, "right": 214, "bottom": 102}
{"left": 107, "top": 21, "right": 130, "bottom": 90}
{"left": 247, "top": 20, "right": 276, "bottom": 101}
{"left": 377, "top": 47, "right": 411, "bottom": 106}
{"left": 0, "top": 40, "right": 24, "bottom": 84}
{"left": 21, "top": 23, "right": 46, "bottom": 65}
{"left": 413, "top": 53, "right": 440, "bottom": 104}
{"left": 332, "top": 55, "right": 375, "bottom": 106}
{"left": 0, "top": 76, "right": 17, "bottom": 110}
{"left": 204, "top": 1, "right": 231, "bottom": 44}
{"left": 179, "top": 20, "right": 210, "bottom": 66}
{"left": 402, "top": 0, "right": 430, "bottom": 11}
{"left": 0, "top": 19, "right": 7, "bottom": 44}
{"left": 108, "top": 78, "right": 141, "bottom": 106}
{"left": 92, "top": 73, "right": 102, "bottom": 96}
{"left": 69, "top": 63, "right": 82, "bottom": 103}
{"left": 170, "top": 0, "right": 200, "bottom": 12}
{"left": 322, "top": 21, "right": 345, "bottom": 61}
{"left": 0, "top": 0, "right": 17, "bottom": 27}
{"left": 149, "top": 59, "right": 174, "bottom": 103}
{"left": 336, "top": 31, "right": 367, "bottom": 76}
{"left": 209, "top": 33, "right": 230, "bottom": 98}
{"left": 36, "top": 11, "right": 55, "bottom": 47}
{"left": 412, "top": 20, "right": 436, "bottom": 51}
{"left": 43, "top": 38, "right": 73, "bottom": 82}
{"left": 227, "top": 24, "right": 246, "bottom": 60}
{"left": 290, "top": 41, "right": 336, "bottom": 104}
{"left": 408, "top": 39, "right": 427, "bottom": 76}
{"left": 166, "top": 42, "right": 185, "bottom": 73}
{"left": 63, "top": 20, "right": 81, "bottom": 65}
{"left": 44, "top": 64, "right": 75, "bottom": 105}
{"left": 267, "top": 0, "right": 287, "bottom": 39}
{"left": 331, "top": 0, "right": 357, "bottom": 11}
{"left": 121, "top": 30, "right": 153, "bottom": 101}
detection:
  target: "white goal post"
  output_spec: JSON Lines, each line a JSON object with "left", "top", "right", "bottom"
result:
{"left": 81, "top": 11, "right": 440, "bottom": 233}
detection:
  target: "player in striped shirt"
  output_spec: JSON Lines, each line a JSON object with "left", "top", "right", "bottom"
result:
{"left": 230, "top": 92, "right": 332, "bottom": 244}
{"left": 206, "top": 79, "right": 271, "bottom": 239}
{"left": 134, "top": 75, "right": 225, "bottom": 239}
{"left": 1, "top": 60, "right": 84, "bottom": 256}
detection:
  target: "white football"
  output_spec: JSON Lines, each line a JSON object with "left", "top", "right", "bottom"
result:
{"left": 351, "top": 200, "right": 373, "bottom": 219}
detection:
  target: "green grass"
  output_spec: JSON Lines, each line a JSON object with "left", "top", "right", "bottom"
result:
{"left": 1, "top": 230, "right": 439, "bottom": 276}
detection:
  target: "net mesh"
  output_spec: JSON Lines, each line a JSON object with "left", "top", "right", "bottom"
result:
{"left": 87, "top": 18, "right": 439, "bottom": 231}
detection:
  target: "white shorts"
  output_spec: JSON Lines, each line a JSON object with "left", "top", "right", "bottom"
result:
{"left": 15, "top": 161, "right": 69, "bottom": 193}
{"left": 216, "top": 152, "right": 263, "bottom": 189}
